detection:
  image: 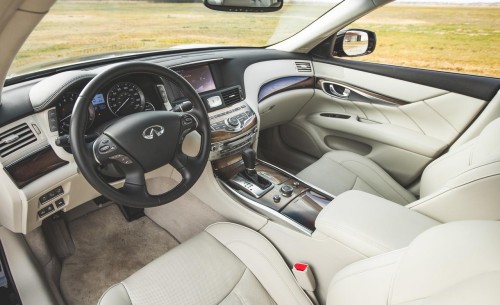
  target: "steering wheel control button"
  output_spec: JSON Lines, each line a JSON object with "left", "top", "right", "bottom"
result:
{"left": 99, "top": 145, "right": 111, "bottom": 152}
{"left": 97, "top": 138, "right": 117, "bottom": 154}
{"left": 280, "top": 184, "right": 294, "bottom": 197}
{"left": 108, "top": 154, "right": 133, "bottom": 165}
{"left": 273, "top": 194, "right": 281, "bottom": 203}
{"left": 182, "top": 115, "right": 196, "bottom": 129}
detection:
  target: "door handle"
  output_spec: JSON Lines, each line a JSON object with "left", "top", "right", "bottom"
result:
{"left": 326, "top": 83, "right": 350, "bottom": 99}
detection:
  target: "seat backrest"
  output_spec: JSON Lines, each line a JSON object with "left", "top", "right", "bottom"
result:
{"left": 420, "top": 117, "right": 500, "bottom": 197}
{"left": 327, "top": 221, "right": 500, "bottom": 305}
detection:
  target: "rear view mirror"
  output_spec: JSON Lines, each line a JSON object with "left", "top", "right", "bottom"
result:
{"left": 204, "top": 0, "right": 283, "bottom": 12}
{"left": 333, "top": 29, "right": 376, "bottom": 57}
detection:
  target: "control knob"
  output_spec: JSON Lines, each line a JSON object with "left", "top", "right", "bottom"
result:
{"left": 280, "top": 184, "right": 294, "bottom": 197}
{"left": 227, "top": 117, "right": 239, "bottom": 127}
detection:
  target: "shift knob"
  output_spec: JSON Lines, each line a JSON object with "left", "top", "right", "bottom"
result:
{"left": 242, "top": 148, "right": 256, "bottom": 171}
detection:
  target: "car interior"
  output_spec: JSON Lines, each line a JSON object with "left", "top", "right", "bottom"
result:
{"left": 0, "top": 0, "right": 499, "bottom": 305}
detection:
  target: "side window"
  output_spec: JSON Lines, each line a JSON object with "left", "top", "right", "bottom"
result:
{"left": 342, "top": 3, "right": 499, "bottom": 78}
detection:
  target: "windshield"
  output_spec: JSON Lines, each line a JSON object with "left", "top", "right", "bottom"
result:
{"left": 8, "top": 0, "right": 341, "bottom": 78}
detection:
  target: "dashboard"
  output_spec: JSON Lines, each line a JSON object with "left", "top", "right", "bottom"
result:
{"left": 0, "top": 48, "right": 313, "bottom": 234}
{"left": 55, "top": 65, "right": 221, "bottom": 137}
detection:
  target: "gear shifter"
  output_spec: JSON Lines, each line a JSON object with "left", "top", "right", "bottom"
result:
{"left": 241, "top": 148, "right": 271, "bottom": 189}
{"left": 228, "top": 148, "right": 273, "bottom": 198}
{"left": 242, "top": 148, "right": 257, "bottom": 176}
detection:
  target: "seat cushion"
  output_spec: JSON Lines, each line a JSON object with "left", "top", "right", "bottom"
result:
{"left": 327, "top": 221, "right": 500, "bottom": 305}
{"left": 297, "top": 150, "right": 416, "bottom": 205}
{"left": 99, "top": 222, "right": 312, "bottom": 305}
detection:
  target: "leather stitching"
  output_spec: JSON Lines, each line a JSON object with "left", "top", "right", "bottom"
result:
{"left": 338, "top": 158, "right": 414, "bottom": 204}
{"left": 32, "top": 74, "right": 95, "bottom": 111}
{"left": 100, "top": 283, "right": 132, "bottom": 305}
{"left": 224, "top": 240, "right": 312, "bottom": 305}
{"left": 398, "top": 106, "right": 427, "bottom": 135}
{"left": 316, "top": 220, "right": 393, "bottom": 255}
{"left": 206, "top": 223, "right": 313, "bottom": 305}
{"left": 218, "top": 268, "right": 249, "bottom": 305}
{"left": 349, "top": 100, "right": 368, "bottom": 119}
{"left": 352, "top": 176, "right": 383, "bottom": 197}
{"left": 368, "top": 103, "right": 391, "bottom": 124}
{"left": 329, "top": 250, "right": 404, "bottom": 286}
{"left": 232, "top": 290, "right": 246, "bottom": 305}
{"left": 409, "top": 171, "right": 500, "bottom": 212}
{"left": 423, "top": 99, "right": 459, "bottom": 133}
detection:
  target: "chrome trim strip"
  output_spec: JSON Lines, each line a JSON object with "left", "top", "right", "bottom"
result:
{"left": 317, "top": 78, "right": 409, "bottom": 106}
{"left": 218, "top": 179, "right": 313, "bottom": 236}
{"left": 92, "top": 141, "right": 102, "bottom": 165}
{"left": 4, "top": 145, "right": 51, "bottom": 167}
{"left": 228, "top": 174, "right": 274, "bottom": 198}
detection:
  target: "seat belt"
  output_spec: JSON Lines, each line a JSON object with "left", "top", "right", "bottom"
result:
{"left": 292, "top": 263, "right": 319, "bottom": 305}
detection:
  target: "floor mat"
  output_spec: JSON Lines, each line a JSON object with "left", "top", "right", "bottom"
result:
{"left": 60, "top": 204, "right": 179, "bottom": 305}
{"left": 145, "top": 177, "right": 227, "bottom": 242}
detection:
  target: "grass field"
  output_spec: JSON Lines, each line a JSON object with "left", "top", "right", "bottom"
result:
{"left": 10, "top": 1, "right": 500, "bottom": 78}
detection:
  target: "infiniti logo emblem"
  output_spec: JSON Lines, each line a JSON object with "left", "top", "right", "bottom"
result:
{"left": 142, "top": 125, "right": 165, "bottom": 140}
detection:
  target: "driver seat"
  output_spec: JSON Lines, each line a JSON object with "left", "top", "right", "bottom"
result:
{"left": 99, "top": 221, "right": 500, "bottom": 305}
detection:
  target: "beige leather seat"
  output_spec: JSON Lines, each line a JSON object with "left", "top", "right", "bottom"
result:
{"left": 99, "top": 221, "right": 500, "bottom": 305}
{"left": 297, "top": 118, "right": 500, "bottom": 205}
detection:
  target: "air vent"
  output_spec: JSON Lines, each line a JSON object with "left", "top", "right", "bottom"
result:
{"left": 221, "top": 87, "right": 242, "bottom": 106}
{"left": 0, "top": 123, "right": 37, "bottom": 158}
{"left": 295, "top": 62, "right": 312, "bottom": 72}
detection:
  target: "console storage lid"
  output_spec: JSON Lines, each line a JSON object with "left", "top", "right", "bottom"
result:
{"left": 314, "top": 190, "right": 440, "bottom": 257}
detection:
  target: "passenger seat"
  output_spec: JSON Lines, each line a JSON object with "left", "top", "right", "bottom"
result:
{"left": 297, "top": 118, "right": 500, "bottom": 221}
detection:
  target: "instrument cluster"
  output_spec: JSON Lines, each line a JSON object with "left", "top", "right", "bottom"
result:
{"left": 56, "top": 76, "right": 162, "bottom": 135}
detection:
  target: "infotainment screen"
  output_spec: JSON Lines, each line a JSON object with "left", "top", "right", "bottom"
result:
{"left": 176, "top": 65, "right": 216, "bottom": 93}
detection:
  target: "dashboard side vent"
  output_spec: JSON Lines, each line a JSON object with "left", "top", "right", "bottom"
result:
{"left": 0, "top": 123, "right": 37, "bottom": 158}
{"left": 221, "top": 87, "right": 242, "bottom": 106}
{"left": 295, "top": 62, "right": 312, "bottom": 73}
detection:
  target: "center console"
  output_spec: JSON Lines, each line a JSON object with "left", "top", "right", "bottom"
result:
{"left": 206, "top": 98, "right": 333, "bottom": 235}
{"left": 172, "top": 61, "right": 333, "bottom": 235}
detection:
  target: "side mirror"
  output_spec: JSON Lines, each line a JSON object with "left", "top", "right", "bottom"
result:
{"left": 333, "top": 29, "right": 376, "bottom": 57}
{"left": 204, "top": 0, "right": 283, "bottom": 12}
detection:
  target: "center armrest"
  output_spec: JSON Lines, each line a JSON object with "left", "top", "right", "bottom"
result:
{"left": 314, "top": 190, "right": 440, "bottom": 257}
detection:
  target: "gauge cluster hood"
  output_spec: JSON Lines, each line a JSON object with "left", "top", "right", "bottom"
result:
{"left": 29, "top": 70, "right": 96, "bottom": 112}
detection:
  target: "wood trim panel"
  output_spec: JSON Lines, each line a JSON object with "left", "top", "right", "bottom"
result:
{"left": 5, "top": 147, "right": 68, "bottom": 188}
{"left": 258, "top": 76, "right": 314, "bottom": 103}
{"left": 211, "top": 116, "right": 257, "bottom": 143}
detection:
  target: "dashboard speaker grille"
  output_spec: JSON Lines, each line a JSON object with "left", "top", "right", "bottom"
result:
{"left": 295, "top": 62, "right": 312, "bottom": 72}
{"left": 221, "top": 87, "right": 242, "bottom": 106}
{"left": 0, "top": 123, "right": 37, "bottom": 158}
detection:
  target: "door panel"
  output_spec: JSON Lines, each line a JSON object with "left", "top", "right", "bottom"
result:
{"left": 282, "top": 61, "right": 489, "bottom": 186}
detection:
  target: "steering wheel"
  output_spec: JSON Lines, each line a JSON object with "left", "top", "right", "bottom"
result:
{"left": 70, "top": 62, "right": 210, "bottom": 208}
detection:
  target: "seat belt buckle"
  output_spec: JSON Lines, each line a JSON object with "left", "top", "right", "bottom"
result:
{"left": 292, "top": 263, "right": 316, "bottom": 291}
